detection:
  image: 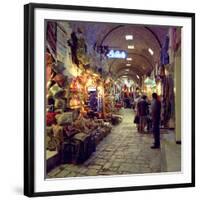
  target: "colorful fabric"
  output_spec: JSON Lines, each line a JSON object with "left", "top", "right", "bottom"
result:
{"left": 49, "top": 83, "right": 64, "bottom": 98}
{"left": 46, "top": 112, "right": 57, "bottom": 126}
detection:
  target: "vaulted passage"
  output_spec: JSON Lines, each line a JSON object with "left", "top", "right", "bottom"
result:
{"left": 46, "top": 19, "right": 181, "bottom": 178}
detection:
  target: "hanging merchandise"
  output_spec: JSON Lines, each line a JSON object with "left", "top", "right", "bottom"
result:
{"left": 67, "top": 28, "right": 89, "bottom": 68}
{"left": 103, "top": 77, "right": 115, "bottom": 114}
{"left": 54, "top": 98, "right": 66, "bottom": 110}
{"left": 159, "top": 65, "right": 166, "bottom": 78}
{"left": 56, "top": 23, "right": 70, "bottom": 63}
{"left": 161, "top": 75, "right": 175, "bottom": 128}
{"left": 76, "top": 32, "right": 90, "bottom": 67}
{"left": 53, "top": 73, "right": 68, "bottom": 88}
{"left": 46, "top": 52, "right": 54, "bottom": 84}
{"left": 69, "top": 94, "right": 81, "bottom": 109}
{"left": 97, "top": 85, "right": 104, "bottom": 113}
{"left": 52, "top": 61, "right": 65, "bottom": 74}
{"left": 49, "top": 83, "right": 65, "bottom": 98}
{"left": 160, "top": 35, "right": 170, "bottom": 65}
{"left": 160, "top": 49, "right": 169, "bottom": 65}
{"left": 68, "top": 31, "right": 79, "bottom": 65}
{"left": 46, "top": 21, "right": 57, "bottom": 58}
{"left": 69, "top": 79, "right": 77, "bottom": 92}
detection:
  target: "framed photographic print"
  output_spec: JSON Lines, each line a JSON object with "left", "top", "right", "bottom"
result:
{"left": 24, "top": 3, "right": 195, "bottom": 197}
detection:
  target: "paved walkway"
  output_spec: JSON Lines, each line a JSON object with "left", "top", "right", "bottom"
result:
{"left": 48, "top": 108, "right": 163, "bottom": 178}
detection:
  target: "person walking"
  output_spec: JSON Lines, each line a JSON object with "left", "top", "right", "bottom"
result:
{"left": 150, "top": 93, "right": 161, "bottom": 149}
{"left": 137, "top": 95, "right": 149, "bottom": 133}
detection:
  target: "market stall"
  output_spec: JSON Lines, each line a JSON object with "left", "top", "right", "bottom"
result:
{"left": 45, "top": 21, "right": 123, "bottom": 171}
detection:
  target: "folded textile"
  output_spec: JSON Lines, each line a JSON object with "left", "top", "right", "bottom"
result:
{"left": 55, "top": 112, "right": 73, "bottom": 125}
{"left": 46, "top": 112, "right": 57, "bottom": 126}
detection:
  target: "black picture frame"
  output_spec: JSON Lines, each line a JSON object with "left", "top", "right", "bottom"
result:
{"left": 24, "top": 3, "right": 195, "bottom": 197}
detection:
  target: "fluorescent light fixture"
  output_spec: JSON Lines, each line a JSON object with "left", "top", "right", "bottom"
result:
{"left": 148, "top": 48, "right": 154, "bottom": 55}
{"left": 125, "top": 69, "right": 129, "bottom": 71}
{"left": 128, "top": 45, "right": 134, "bottom": 49}
{"left": 126, "top": 57, "right": 132, "bottom": 61}
{"left": 126, "top": 63, "right": 131, "bottom": 66}
{"left": 125, "top": 35, "right": 133, "bottom": 40}
{"left": 136, "top": 75, "right": 140, "bottom": 79}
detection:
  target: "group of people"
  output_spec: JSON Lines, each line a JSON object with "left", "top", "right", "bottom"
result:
{"left": 134, "top": 93, "right": 161, "bottom": 149}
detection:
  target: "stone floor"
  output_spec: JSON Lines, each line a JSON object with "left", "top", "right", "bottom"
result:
{"left": 47, "top": 108, "right": 180, "bottom": 178}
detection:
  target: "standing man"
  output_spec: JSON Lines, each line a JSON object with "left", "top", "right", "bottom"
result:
{"left": 137, "top": 95, "right": 149, "bottom": 133}
{"left": 151, "top": 93, "right": 161, "bottom": 149}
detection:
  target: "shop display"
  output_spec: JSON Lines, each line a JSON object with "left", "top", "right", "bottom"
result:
{"left": 45, "top": 29, "right": 123, "bottom": 166}
{"left": 46, "top": 112, "right": 57, "bottom": 126}
{"left": 55, "top": 112, "right": 73, "bottom": 125}
{"left": 161, "top": 75, "right": 175, "bottom": 128}
{"left": 88, "top": 90, "right": 98, "bottom": 112}
{"left": 52, "top": 124, "right": 64, "bottom": 149}
{"left": 46, "top": 21, "right": 57, "bottom": 59}
{"left": 49, "top": 83, "right": 64, "bottom": 98}
{"left": 54, "top": 98, "right": 66, "bottom": 110}
{"left": 52, "top": 61, "right": 65, "bottom": 74}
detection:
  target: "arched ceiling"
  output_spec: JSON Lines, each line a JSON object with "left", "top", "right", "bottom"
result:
{"left": 99, "top": 25, "right": 168, "bottom": 80}
{"left": 109, "top": 52, "right": 153, "bottom": 74}
{"left": 117, "top": 72, "right": 140, "bottom": 85}
{"left": 68, "top": 21, "right": 169, "bottom": 82}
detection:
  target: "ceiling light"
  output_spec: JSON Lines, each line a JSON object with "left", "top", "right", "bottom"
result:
{"left": 148, "top": 48, "right": 154, "bottom": 55}
{"left": 136, "top": 75, "right": 140, "bottom": 79}
{"left": 126, "top": 57, "right": 132, "bottom": 61}
{"left": 125, "top": 69, "right": 129, "bottom": 71}
{"left": 126, "top": 63, "right": 131, "bottom": 66}
{"left": 128, "top": 45, "right": 134, "bottom": 49}
{"left": 125, "top": 35, "right": 133, "bottom": 40}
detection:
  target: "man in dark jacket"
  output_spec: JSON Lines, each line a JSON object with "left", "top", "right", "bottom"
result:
{"left": 151, "top": 93, "right": 161, "bottom": 149}
{"left": 137, "top": 95, "right": 149, "bottom": 132}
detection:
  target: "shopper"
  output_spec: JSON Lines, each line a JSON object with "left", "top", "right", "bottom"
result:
{"left": 146, "top": 100, "right": 152, "bottom": 132}
{"left": 137, "top": 95, "right": 149, "bottom": 133}
{"left": 150, "top": 93, "right": 161, "bottom": 149}
{"left": 133, "top": 95, "right": 141, "bottom": 131}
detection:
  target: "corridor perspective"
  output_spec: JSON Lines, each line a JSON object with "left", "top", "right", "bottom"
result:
{"left": 45, "top": 20, "right": 182, "bottom": 178}
{"left": 47, "top": 109, "right": 180, "bottom": 178}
